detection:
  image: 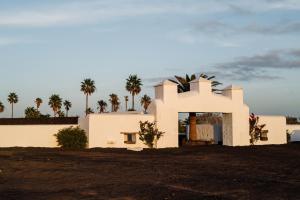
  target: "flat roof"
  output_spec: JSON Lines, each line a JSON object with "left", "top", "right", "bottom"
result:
{"left": 0, "top": 117, "right": 79, "bottom": 125}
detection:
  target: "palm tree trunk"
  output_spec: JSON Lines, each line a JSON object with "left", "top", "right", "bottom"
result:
{"left": 125, "top": 101, "right": 128, "bottom": 111}
{"left": 189, "top": 112, "right": 197, "bottom": 141}
{"left": 86, "top": 95, "right": 88, "bottom": 116}
{"left": 132, "top": 94, "right": 135, "bottom": 110}
{"left": 66, "top": 110, "right": 68, "bottom": 117}
{"left": 11, "top": 103, "right": 14, "bottom": 118}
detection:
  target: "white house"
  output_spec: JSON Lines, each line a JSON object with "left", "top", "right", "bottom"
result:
{"left": 0, "top": 78, "right": 288, "bottom": 148}
{"left": 79, "top": 77, "right": 287, "bottom": 148}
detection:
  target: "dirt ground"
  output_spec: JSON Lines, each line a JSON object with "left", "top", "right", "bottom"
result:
{"left": 0, "top": 144, "right": 299, "bottom": 200}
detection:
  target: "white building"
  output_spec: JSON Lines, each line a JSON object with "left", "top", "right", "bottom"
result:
{"left": 79, "top": 78, "right": 287, "bottom": 148}
{"left": 0, "top": 78, "right": 289, "bottom": 148}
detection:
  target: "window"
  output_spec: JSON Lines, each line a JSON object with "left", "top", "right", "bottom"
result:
{"left": 121, "top": 132, "right": 137, "bottom": 144}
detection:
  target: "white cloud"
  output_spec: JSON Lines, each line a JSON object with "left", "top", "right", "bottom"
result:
{"left": 167, "top": 29, "right": 240, "bottom": 48}
{"left": 1, "top": 0, "right": 299, "bottom": 28}
{"left": 0, "top": 37, "right": 41, "bottom": 46}
{"left": 0, "top": 0, "right": 222, "bottom": 27}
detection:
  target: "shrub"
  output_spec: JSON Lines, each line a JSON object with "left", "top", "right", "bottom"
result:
{"left": 55, "top": 126, "right": 87, "bottom": 149}
{"left": 25, "top": 107, "right": 41, "bottom": 118}
{"left": 249, "top": 113, "right": 269, "bottom": 145}
{"left": 139, "top": 121, "right": 164, "bottom": 148}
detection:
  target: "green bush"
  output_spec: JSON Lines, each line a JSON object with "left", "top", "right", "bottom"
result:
{"left": 139, "top": 121, "right": 164, "bottom": 148}
{"left": 55, "top": 126, "right": 87, "bottom": 149}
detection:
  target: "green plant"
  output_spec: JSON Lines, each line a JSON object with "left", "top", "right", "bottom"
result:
{"left": 48, "top": 94, "right": 62, "bottom": 117}
{"left": 86, "top": 108, "right": 94, "bottom": 115}
{"left": 124, "top": 96, "right": 129, "bottom": 111}
{"left": 55, "top": 126, "right": 87, "bottom": 149}
{"left": 126, "top": 74, "right": 142, "bottom": 111}
{"left": 138, "top": 121, "right": 164, "bottom": 148}
{"left": 81, "top": 78, "right": 96, "bottom": 116}
{"left": 249, "top": 113, "right": 269, "bottom": 145}
{"left": 57, "top": 110, "right": 65, "bottom": 117}
{"left": 35, "top": 98, "right": 43, "bottom": 111}
{"left": 63, "top": 100, "right": 72, "bottom": 117}
{"left": 97, "top": 100, "right": 107, "bottom": 113}
{"left": 140, "top": 94, "right": 151, "bottom": 113}
{"left": 25, "top": 107, "right": 41, "bottom": 118}
{"left": 109, "top": 93, "right": 120, "bottom": 112}
{"left": 7, "top": 92, "right": 18, "bottom": 118}
{"left": 0, "top": 101, "right": 4, "bottom": 113}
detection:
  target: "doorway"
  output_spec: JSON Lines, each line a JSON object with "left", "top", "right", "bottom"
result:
{"left": 178, "top": 112, "right": 223, "bottom": 146}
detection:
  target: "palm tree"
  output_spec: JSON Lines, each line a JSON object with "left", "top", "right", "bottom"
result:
{"left": 97, "top": 100, "right": 107, "bottom": 113}
{"left": 63, "top": 100, "right": 72, "bottom": 117}
{"left": 86, "top": 108, "right": 94, "bottom": 115}
{"left": 169, "top": 74, "right": 222, "bottom": 93}
{"left": 126, "top": 74, "right": 142, "bottom": 111}
{"left": 7, "top": 92, "right": 18, "bottom": 118}
{"left": 48, "top": 94, "right": 62, "bottom": 117}
{"left": 81, "top": 78, "right": 96, "bottom": 115}
{"left": 140, "top": 95, "right": 151, "bottom": 113}
{"left": 124, "top": 96, "right": 129, "bottom": 111}
{"left": 169, "top": 74, "right": 222, "bottom": 141}
{"left": 35, "top": 98, "right": 43, "bottom": 111}
{"left": 109, "top": 94, "right": 120, "bottom": 112}
{"left": 0, "top": 101, "right": 4, "bottom": 114}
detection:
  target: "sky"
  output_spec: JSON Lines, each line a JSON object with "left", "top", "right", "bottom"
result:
{"left": 0, "top": 0, "right": 299, "bottom": 118}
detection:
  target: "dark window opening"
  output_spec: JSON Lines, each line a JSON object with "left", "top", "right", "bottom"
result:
{"left": 122, "top": 132, "right": 137, "bottom": 144}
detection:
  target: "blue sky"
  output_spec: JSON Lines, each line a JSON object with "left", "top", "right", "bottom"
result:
{"left": 0, "top": 0, "right": 299, "bottom": 117}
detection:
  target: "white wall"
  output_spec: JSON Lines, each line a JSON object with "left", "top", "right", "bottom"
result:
{"left": 149, "top": 78, "right": 250, "bottom": 147}
{"left": 196, "top": 124, "right": 222, "bottom": 144}
{"left": 254, "top": 116, "right": 287, "bottom": 145}
{"left": 80, "top": 113, "right": 156, "bottom": 148}
{"left": 0, "top": 124, "right": 77, "bottom": 147}
{"left": 286, "top": 125, "right": 300, "bottom": 141}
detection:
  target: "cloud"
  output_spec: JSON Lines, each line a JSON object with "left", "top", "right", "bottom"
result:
{"left": 1, "top": 0, "right": 300, "bottom": 28}
{"left": 0, "top": 37, "right": 39, "bottom": 46}
{"left": 193, "top": 20, "right": 300, "bottom": 36}
{"left": 218, "top": 49, "right": 300, "bottom": 70}
{"left": 145, "top": 49, "right": 300, "bottom": 83}
{"left": 204, "top": 69, "right": 282, "bottom": 82}
{"left": 0, "top": 0, "right": 226, "bottom": 27}
{"left": 143, "top": 76, "right": 173, "bottom": 85}
{"left": 213, "top": 49, "right": 300, "bottom": 81}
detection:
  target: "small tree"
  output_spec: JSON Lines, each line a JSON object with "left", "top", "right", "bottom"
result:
{"left": 8, "top": 92, "right": 18, "bottom": 118}
{"left": 35, "top": 98, "right": 43, "bottom": 111}
{"left": 140, "top": 94, "right": 151, "bottom": 113}
{"left": 139, "top": 121, "right": 164, "bottom": 148}
{"left": 97, "top": 100, "right": 107, "bottom": 113}
{"left": 63, "top": 100, "right": 72, "bottom": 117}
{"left": 55, "top": 126, "right": 87, "bottom": 149}
{"left": 25, "top": 107, "right": 41, "bottom": 118}
{"left": 0, "top": 101, "right": 5, "bottom": 114}
{"left": 249, "top": 113, "right": 269, "bottom": 145}
{"left": 86, "top": 108, "right": 94, "bottom": 115}
{"left": 57, "top": 110, "right": 65, "bottom": 117}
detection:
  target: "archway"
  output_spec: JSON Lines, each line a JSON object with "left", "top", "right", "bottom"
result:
{"left": 178, "top": 112, "right": 223, "bottom": 146}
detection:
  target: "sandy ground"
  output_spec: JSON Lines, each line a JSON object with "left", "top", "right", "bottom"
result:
{"left": 0, "top": 144, "right": 299, "bottom": 200}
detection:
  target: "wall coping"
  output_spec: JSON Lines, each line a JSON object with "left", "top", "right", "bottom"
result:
{"left": 0, "top": 117, "right": 79, "bottom": 125}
